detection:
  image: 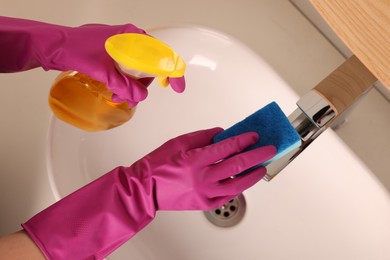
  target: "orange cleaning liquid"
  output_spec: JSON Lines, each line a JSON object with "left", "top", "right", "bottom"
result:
{"left": 48, "top": 71, "right": 136, "bottom": 131}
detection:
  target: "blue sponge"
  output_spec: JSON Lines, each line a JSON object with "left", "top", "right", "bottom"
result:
{"left": 213, "top": 102, "right": 301, "bottom": 166}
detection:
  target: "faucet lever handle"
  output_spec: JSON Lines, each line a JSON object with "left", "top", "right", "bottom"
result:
{"left": 313, "top": 55, "right": 377, "bottom": 116}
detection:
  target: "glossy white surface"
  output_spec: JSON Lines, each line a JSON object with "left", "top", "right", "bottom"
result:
{"left": 48, "top": 26, "right": 390, "bottom": 260}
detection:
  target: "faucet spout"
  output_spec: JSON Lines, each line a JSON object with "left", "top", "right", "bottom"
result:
{"left": 265, "top": 55, "right": 377, "bottom": 181}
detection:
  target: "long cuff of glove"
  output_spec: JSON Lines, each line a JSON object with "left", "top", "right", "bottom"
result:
{"left": 0, "top": 16, "right": 59, "bottom": 72}
{"left": 22, "top": 167, "right": 156, "bottom": 260}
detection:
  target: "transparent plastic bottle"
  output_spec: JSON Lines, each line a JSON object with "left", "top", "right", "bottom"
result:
{"left": 49, "top": 70, "right": 135, "bottom": 131}
{"left": 48, "top": 33, "right": 185, "bottom": 132}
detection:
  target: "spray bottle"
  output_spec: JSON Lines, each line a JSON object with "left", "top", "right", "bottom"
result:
{"left": 48, "top": 33, "right": 186, "bottom": 131}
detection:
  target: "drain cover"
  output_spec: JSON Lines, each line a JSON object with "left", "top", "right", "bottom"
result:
{"left": 204, "top": 194, "right": 246, "bottom": 228}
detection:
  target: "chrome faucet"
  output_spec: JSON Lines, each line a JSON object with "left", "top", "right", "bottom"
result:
{"left": 265, "top": 55, "right": 378, "bottom": 181}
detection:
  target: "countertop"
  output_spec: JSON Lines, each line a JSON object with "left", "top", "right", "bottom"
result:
{"left": 311, "top": 0, "right": 390, "bottom": 89}
{"left": 1, "top": 0, "right": 389, "bottom": 237}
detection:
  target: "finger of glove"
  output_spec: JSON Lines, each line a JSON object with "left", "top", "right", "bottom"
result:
{"left": 168, "top": 76, "right": 186, "bottom": 93}
{"left": 116, "top": 23, "right": 146, "bottom": 35}
{"left": 111, "top": 94, "right": 138, "bottom": 107}
{"left": 207, "top": 145, "right": 276, "bottom": 182}
{"left": 210, "top": 166, "right": 267, "bottom": 197}
{"left": 187, "top": 132, "right": 259, "bottom": 166}
{"left": 200, "top": 195, "right": 238, "bottom": 211}
{"left": 79, "top": 23, "right": 147, "bottom": 37}
{"left": 147, "top": 128, "right": 223, "bottom": 160}
{"left": 111, "top": 77, "right": 154, "bottom": 106}
{"left": 167, "top": 127, "right": 223, "bottom": 151}
{"left": 107, "top": 71, "right": 149, "bottom": 106}
{"left": 138, "top": 77, "right": 154, "bottom": 87}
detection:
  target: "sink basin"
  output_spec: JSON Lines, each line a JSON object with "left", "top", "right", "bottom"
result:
{"left": 47, "top": 25, "right": 390, "bottom": 260}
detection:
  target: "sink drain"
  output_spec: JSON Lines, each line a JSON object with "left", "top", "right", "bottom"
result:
{"left": 204, "top": 194, "right": 246, "bottom": 228}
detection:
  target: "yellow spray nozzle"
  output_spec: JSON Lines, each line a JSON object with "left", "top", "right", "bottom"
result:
{"left": 105, "top": 33, "right": 186, "bottom": 88}
{"left": 157, "top": 76, "right": 170, "bottom": 87}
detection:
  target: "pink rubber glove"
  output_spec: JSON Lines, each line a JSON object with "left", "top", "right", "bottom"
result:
{"left": 0, "top": 16, "right": 185, "bottom": 106}
{"left": 23, "top": 128, "right": 276, "bottom": 259}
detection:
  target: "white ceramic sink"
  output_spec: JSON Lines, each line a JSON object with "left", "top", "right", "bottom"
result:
{"left": 47, "top": 26, "right": 390, "bottom": 260}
